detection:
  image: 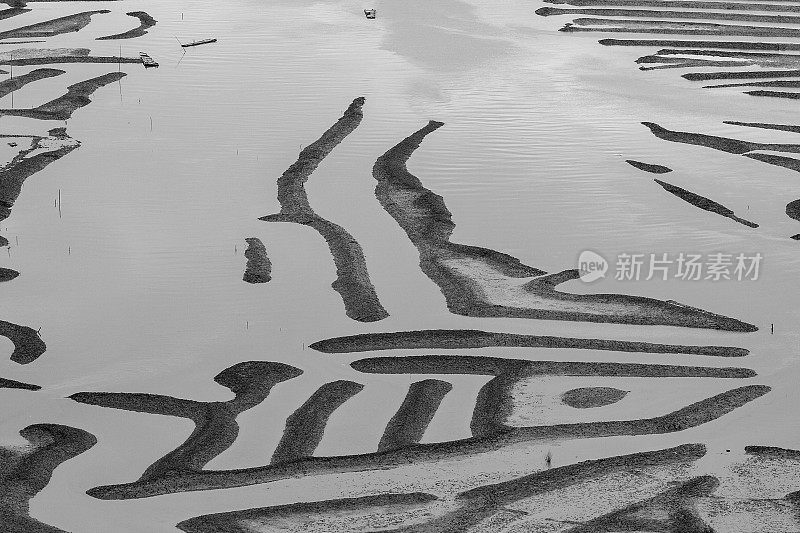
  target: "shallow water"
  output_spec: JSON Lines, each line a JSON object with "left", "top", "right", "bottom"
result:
{"left": 0, "top": 0, "right": 797, "bottom": 531}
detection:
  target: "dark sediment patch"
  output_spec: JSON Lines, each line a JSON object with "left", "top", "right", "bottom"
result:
{"left": 792, "top": 233, "right": 800, "bottom": 239}
{"left": 374, "top": 121, "right": 755, "bottom": 331}
{"left": 378, "top": 379, "right": 452, "bottom": 452}
{"left": 684, "top": 69, "right": 800, "bottom": 80}
{"left": 0, "top": 67, "right": 63, "bottom": 99}
{"left": 0, "top": 424, "right": 96, "bottom": 532}
{"left": 0, "top": 128, "right": 80, "bottom": 223}
{"left": 561, "top": 387, "right": 628, "bottom": 408}
{"left": 562, "top": 475, "right": 719, "bottom": 532}
{"left": 0, "top": 320, "right": 45, "bottom": 364}
{"left": 745, "top": 89, "right": 800, "bottom": 99}
{"left": 642, "top": 121, "right": 800, "bottom": 153}
{"left": 0, "top": 267, "right": 18, "bottom": 281}
{"left": 561, "top": 19, "right": 800, "bottom": 37}
{"left": 0, "top": 236, "right": 7, "bottom": 246}
{"left": 259, "top": 97, "right": 388, "bottom": 322}
{"left": 0, "top": 72, "right": 126, "bottom": 121}
{"left": 309, "top": 329, "right": 749, "bottom": 357}
{"left": 546, "top": 0, "right": 800, "bottom": 11}
{"left": 73, "top": 355, "right": 763, "bottom": 499}
{"left": 177, "top": 493, "right": 440, "bottom": 533}
{"left": 724, "top": 121, "right": 800, "bottom": 133}
{"left": 600, "top": 38, "right": 800, "bottom": 50}
{"left": 0, "top": 10, "right": 108, "bottom": 40}
{"left": 654, "top": 178, "right": 759, "bottom": 228}
{"left": 640, "top": 59, "right": 753, "bottom": 70}
{"left": 538, "top": 6, "right": 800, "bottom": 24}
{"left": 0, "top": 56, "right": 140, "bottom": 66}
{"left": 744, "top": 445, "right": 800, "bottom": 459}
{"left": 657, "top": 49, "right": 800, "bottom": 59}
{"left": 270, "top": 380, "right": 363, "bottom": 465}
{"left": 0, "top": 7, "right": 28, "bottom": 19}
{"left": 626, "top": 159, "right": 672, "bottom": 173}
{"left": 96, "top": 11, "right": 155, "bottom": 40}
{"left": 786, "top": 200, "right": 800, "bottom": 231}
{"left": 707, "top": 80, "right": 800, "bottom": 88}
{"left": 0, "top": 376, "right": 39, "bottom": 389}
{"left": 71, "top": 361, "right": 303, "bottom": 498}
{"left": 743, "top": 152, "right": 800, "bottom": 171}
{"left": 242, "top": 237, "right": 271, "bottom": 283}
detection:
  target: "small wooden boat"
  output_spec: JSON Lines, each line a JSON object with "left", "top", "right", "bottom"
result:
{"left": 181, "top": 38, "right": 217, "bottom": 48}
{"left": 139, "top": 52, "right": 158, "bottom": 68}
{"left": 364, "top": 9, "right": 376, "bottom": 19}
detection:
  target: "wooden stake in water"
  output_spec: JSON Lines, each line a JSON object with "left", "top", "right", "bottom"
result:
{"left": 58, "top": 189, "right": 61, "bottom": 219}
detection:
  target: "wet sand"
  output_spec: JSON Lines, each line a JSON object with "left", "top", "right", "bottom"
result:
{"left": 561, "top": 387, "right": 628, "bottom": 408}
{"left": 259, "top": 98, "right": 388, "bottom": 322}
{"left": 0, "top": 72, "right": 126, "bottom": 121}
{"left": 242, "top": 238, "right": 271, "bottom": 284}
{"left": 0, "top": 67, "right": 63, "bottom": 98}
{"left": 0, "top": 128, "right": 80, "bottom": 223}
{"left": 0, "top": 376, "right": 39, "bottom": 389}
{"left": 653, "top": 178, "right": 759, "bottom": 228}
{"left": 0, "top": 320, "right": 45, "bottom": 364}
{"left": 309, "top": 329, "right": 749, "bottom": 357}
{"left": 0, "top": 424, "right": 96, "bottom": 532}
{"left": 373, "top": 121, "right": 755, "bottom": 330}
{"left": 0, "top": 10, "right": 108, "bottom": 40}
{"left": 626, "top": 159, "right": 672, "bottom": 173}
{"left": 270, "top": 380, "right": 363, "bottom": 465}
{"left": 96, "top": 11, "right": 156, "bottom": 40}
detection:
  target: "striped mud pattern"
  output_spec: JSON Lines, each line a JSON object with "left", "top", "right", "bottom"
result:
{"left": 538, "top": 0, "right": 800, "bottom": 98}
{"left": 67, "top": 347, "right": 768, "bottom": 499}
{"left": 259, "top": 97, "right": 388, "bottom": 322}
{"left": 373, "top": 121, "right": 754, "bottom": 330}
{"left": 176, "top": 444, "right": 800, "bottom": 532}
{"left": 0, "top": 424, "right": 96, "bottom": 532}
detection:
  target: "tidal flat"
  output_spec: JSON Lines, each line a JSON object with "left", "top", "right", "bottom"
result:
{"left": 0, "top": 0, "right": 797, "bottom": 532}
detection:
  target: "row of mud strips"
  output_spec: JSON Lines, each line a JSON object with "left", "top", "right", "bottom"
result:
{"left": 9, "top": 330, "right": 796, "bottom": 531}
{"left": 0, "top": 3, "right": 159, "bottom": 528}
{"left": 536, "top": 0, "right": 800, "bottom": 99}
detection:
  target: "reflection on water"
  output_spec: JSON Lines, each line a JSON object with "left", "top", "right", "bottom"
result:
{"left": 0, "top": 0, "right": 795, "bottom": 531}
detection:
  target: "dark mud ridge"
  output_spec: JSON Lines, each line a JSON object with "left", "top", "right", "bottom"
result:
{"left": 71, "top": 358, "right": 766, "bottom": 498}
{"left": 242, "top": 238, "right": 271, "bottom": 283}
{"left": 0, "top": 267, "right": 18, "bottom": 281}
{"left": 97, "top": 11, "right": 155, "bottom": 40}
{"left": 546, "top": 0, "right": 800, "bottom": 12}
{"left": 561, "top": 387, "right": 628, "bottom": 408}
{"left": 746, "top": 90, "right": 800, "bottom": 99}
{"left": 0, "top": 47, "right": 141, "bottom": 66}
{"left": 1, "top": 424, "right": 96, "bottom": 532}
{"left": 684, "top": 69, "right": 800, "bottom": 81}
{"left": 177, "top": 444, "right": 707, "bottom": 533}
{"left": 539, "top": 6, "right": 800, "bottom": 25}
{"left": 0, "top": 67, "right": 62, "bottom": 98}
{"left": 0, "top": 320, "right": 45, "bottom": 364}
{"left": 600, "top": 38, "right": 800, "bottom": 51}
{"left": 0, "top": 72, "right": 125, "bottom": 121}
{"left": 745, "top": 445, "right": 800, "bottom": 460}
{"left": 643, "top": 121, "right": 800, "bottom": 176}
{"left": 373, "top": 121, "right": 755, "bottom": 331}
{"left": 654, "top": 178, "right": 758, "bottom": 227}
{"left": 560, "top": 19, "right": 800, "bottom": 37}
{"left": 626, "top": 159, "right": 672, "bottom": 173}
{"left": 787, "top": 199, "right": 800, "bottom": 221}
{"left": 724, "top": 121, "right": 800, "bottom": 133}
{"left": 0, "top": 376, "right": 39, "bottom": 389}
{"left": 0, "top": 128, "right": 80, "bottom": 223}
{"left": 0, "top": 7, "right": 28, "bottom": 20}
{"left": 259, "top": 97, "right": 388, "bottom": 322}
{"left": 0, "top": 10, "right": 108, "bottom": 40}
{"left": 310, "top": 329, "right": 749, "bottom": 357}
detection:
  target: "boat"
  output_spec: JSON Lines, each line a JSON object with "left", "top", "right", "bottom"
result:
{"left": 139, "top": 52, "right": 158, "bottom": 68}
{"left": 364, "top": 9, "right": 376, "bottom": 19}
{"left": 181, "top": 38, "right": 217, "bottom": 48}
